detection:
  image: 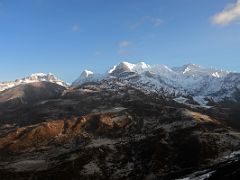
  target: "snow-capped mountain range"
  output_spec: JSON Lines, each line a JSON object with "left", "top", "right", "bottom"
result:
{"left": 1, "top": 62, "right": 240, "bottom": 106}
{"left": 0, "top": 73, "right": 68, "bottom": 92}
{"left": 73, "top": 62, "right": 240, "bottom": 105}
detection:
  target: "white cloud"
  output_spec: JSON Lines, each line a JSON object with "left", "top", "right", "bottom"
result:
{"left": 71, "top": 24, "right": 80, "bottom": 32}
{"left": 212, "top": 0, "right": 240, "bottom": 26}
{"left": 118, "top": 40, "right": 132, "bottom": 55}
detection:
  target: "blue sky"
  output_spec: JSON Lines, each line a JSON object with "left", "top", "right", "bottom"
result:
{"left": 0, "top": 0, "right": 240, "bottom": 83}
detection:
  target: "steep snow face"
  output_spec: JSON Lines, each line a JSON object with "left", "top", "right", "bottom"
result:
{"left": 72, "top": 70, "right": 104, "bottom": 86}
{"left": 0, "top": 73, "right": 68, "bottom": 92}
{"left": 173, "top": 64, "right": 228, "bottom": 78}
{"left": 73, "top": 61, "right": 240, "bottom": 105}
{"left": 80, "top": 70, "right": 94, "bottom": 78}
{"left": 108, "top": 61, "right": 151, "bottom": 75}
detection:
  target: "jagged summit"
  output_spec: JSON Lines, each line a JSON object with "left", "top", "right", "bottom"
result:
{"left": 0, "top": 73, "right": 68, "bottom": 92}
{"left": 25, "top": 73, "right": 60, "bottom": 82}
{"left": 72, "top": 70, "right": 102, "bottom": 86}
{"left": 73, "top": 61, "right": 239, "bottom": 105}
{"left": 173, "top": 63, "right": 228, "bottom": 77}
{"left": 173, "top": 64, "right": 202, "bottom": 74}
{"left": 80, "top": 70, "right": 94, "bottom": 78}
{"left": 107, "top": 61, "right": 229, "bottom": 78}
{"left": 108, "top": 61, "right": 150, "bottom": 75}
{"left": 74, "top": 61, "right": 230, "bottom": 82}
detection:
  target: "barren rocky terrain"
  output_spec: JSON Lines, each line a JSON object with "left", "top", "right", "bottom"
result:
{"left": 0, "top": 80, "right": 239, "bottom": 180}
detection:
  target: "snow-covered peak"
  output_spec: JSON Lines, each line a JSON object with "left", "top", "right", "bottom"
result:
{"left": 108, "top": 61, "right": 178, "bottom": 79}
{"left": 72, "top": 70, "right": 104, "bottom": 86}
{"left": 133, "top": 62, "right": 151, "bottom": 73}
{"left": 75, "top": 61, "right": 232, "bottom": 83}
{"left": 119, "top": 61, "right": 136, "bottom": 71}
{"left": 80, "top": 70, "right": 94, "bottom": 78}
{"left": 109, "top": 62, "right": 135, "bottom": 74}
{"left": 150, "top": 65, "right": 174, "bottom": 75}
{"left": 173, "top": 64, "right": 228, "bottom": 78}
{"left": 0, "top": 73, "right": 68, "bottom": 92}
{"left": 173, "top": 64, "right": 203, "bottom": 74}
{"left": 73, "top": 61, "right": 240, "bottom": 105}
{"left": 109, "top": 61, "right": 151, "bottom": 75}
{"left": 75, "top": 61, "right": 230, "bottom": 87}
{"left": 25, "top": 73, "right": 57, "bottom": 81}
{"left": 183, "top": 63, "right": 201, "bottom": 69}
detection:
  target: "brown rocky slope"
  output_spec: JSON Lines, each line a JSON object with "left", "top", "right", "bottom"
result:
{"left": 0, "top": 81, "right": 239, "bottom": 179}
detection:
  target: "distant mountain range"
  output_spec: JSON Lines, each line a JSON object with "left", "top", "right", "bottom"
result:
{"left": 73, "top": 62, "right": 240, "bottom": 106}
{"left": 2, "top": 62, "right": 239, "bottom": 106}
{"left": 0, "top": 73, "right": 68, "bottom": 92}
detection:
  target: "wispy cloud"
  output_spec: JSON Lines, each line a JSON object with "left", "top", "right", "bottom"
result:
{"left": 130, "top": 16, "right": 163, "bottom": 29}
{"left": 211, "top": 0, "right": 240, "bottom": 26}
{"left": 118, "top": 40, "right": 132, "bottom": 55}
{"left": 71, "top": 24, "right": 80, "bottom": 32}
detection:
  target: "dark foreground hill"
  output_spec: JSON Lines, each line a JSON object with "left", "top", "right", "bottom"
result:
{"left": 0, "top": 80, "right": 239, "bottom": 180}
